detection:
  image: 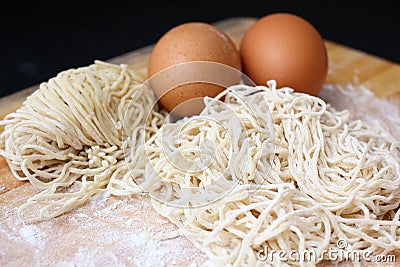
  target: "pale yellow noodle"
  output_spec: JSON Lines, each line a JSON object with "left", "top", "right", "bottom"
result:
{"left": 0, "top": 61, "right": 166, "bottom": 222}
{"left": 142, "top": 81, "right": 400, "bottom": 266}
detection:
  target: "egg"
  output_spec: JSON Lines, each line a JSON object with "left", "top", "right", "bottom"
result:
{"left": 240, "top": 13, "right": 328, "bottom": 95}
{"left": 148, "top": 22, "right": 242, "bottom": 117}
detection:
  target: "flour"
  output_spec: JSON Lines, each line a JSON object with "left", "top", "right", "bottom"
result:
{"left": 19, "top": 224, "right": 47, "bottom": 248}
{"left": 126, "top": 218, "right": 139, "bottom": 226}
{"left": 0, "top": 190, "right": 206, "bottom": 266}
{"left": 320, "top": 83, "right": 400, "bottom": 140}
{"left": 94, "top": 200, "right": 123, "bottom": 217}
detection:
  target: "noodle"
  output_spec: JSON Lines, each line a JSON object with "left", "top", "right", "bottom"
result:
{"left": 0, "top": 61, "right": 166, "bottom": 222}
{"left": 139, "top": 81, "right": 400, "bottom": 266}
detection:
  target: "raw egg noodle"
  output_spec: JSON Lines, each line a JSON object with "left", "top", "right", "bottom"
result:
{"left": 147, "top": 81, "right": 400, "bottom": 265}
{"left": 0, "top": 61, "right": 166, "bottom": 222}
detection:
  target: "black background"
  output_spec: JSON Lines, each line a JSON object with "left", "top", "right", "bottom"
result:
{"left": 1, "top": 1, "right": 399, "bottom": 98}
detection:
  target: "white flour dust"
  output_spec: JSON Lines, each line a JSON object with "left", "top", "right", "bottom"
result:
{"left": 0, "top": 191, "right": 206, "bottom": 266}
{"left": 320, "top": 83, "right": 400, "bottom": 140}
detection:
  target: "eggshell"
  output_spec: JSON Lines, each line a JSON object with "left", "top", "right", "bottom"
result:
{"left": 240, "top": 13, "right": 328, "bottom": 96}
{"left": 148, "top": 22, "right": 241, "bottom": 117}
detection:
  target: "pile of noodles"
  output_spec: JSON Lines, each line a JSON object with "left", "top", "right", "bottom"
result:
{"left": 134, "top": 81, "right": 400, "bottom": 265}
{"left": 1, "top": 61, "right": 399, "bottom": 266}
{"left": 0, "top": 61, "right": 167, "bottom": 222}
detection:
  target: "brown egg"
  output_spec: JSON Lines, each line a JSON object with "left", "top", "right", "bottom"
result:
{"left": 240, "top": 13, "right": 328, "bottom": 95}
{"left": 148, "top": 22, "right": 242, "bottom": 117}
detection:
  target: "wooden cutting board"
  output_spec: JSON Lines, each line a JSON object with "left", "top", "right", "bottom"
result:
{"left": 1, "top": 17, "right": 399, "bottom": 266}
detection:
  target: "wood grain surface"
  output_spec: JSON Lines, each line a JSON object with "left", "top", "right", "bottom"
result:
{"left": 1, "top": 17, "right": 399, "bottom": 266}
